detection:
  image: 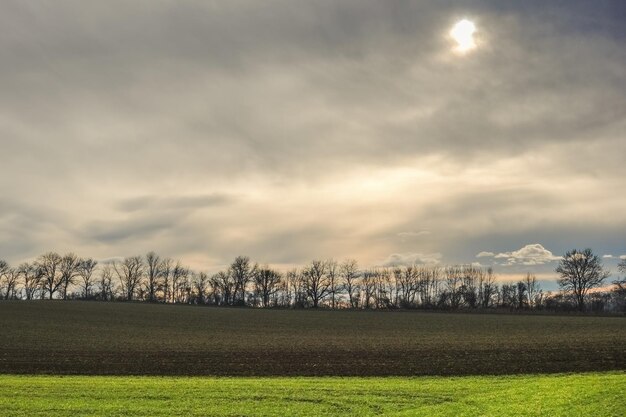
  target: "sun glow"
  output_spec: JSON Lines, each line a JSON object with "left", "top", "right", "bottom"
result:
{"left": 450, "top": 19, "right": 477, "bottom": 53}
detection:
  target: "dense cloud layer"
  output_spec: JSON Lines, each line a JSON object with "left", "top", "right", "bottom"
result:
{"left": 1, "top": 1, "right": 625, "bottom": 281}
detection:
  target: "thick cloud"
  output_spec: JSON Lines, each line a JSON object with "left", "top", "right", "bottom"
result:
{"left": 0, "top": 1, "right": 625, "bottom": 276}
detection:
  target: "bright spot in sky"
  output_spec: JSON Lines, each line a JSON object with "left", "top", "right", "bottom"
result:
{"left": 450, "top": 19, "right": 477, "bottom": 53}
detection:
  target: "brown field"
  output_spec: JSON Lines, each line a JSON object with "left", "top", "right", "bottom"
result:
{"left": 0, "top": 301, "right": 624, "bottom": 376}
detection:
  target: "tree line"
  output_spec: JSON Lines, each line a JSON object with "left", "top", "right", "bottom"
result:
{"left": 0, "top": 248, "right": 624, "bottom": 312}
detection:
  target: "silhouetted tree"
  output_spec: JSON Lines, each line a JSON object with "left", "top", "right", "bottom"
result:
{"left": 78, "top": 258, "right": 98, "bottom": 299}
{"left": 59, "top": 253, "right": 82, "bottom": 300}
{"left": 37, "top": 252, "right": 63, "bottom": 299}
{"left": 253, "top": 267, "right": 282, "bottom": 307}
{"left": 230, "top": 256, "right": 255, "bottom": 305}
{"left": 144, "top": 252, "right": 162, "bottom": 302}
{"left": 524, "top": 272, "right": 541, "bottom": 308}
{"left": 556, "top": 249, "right": 609, "bottom": 311}
{"left": 211, "top": 270, "right": 234, "bottom": 306}
{"left": 114, "top": 256, "right": 144, "bottom": 301}
{"left": 171, "top": 261, "right": 189, "bottom": 303}
{"left": 0, "top": 262, "right": 20, "bottom": 300}
{"left": 18, "top": 262, "right": 44, "bottom": 300}
{"left": 191, "top": 272, "right": 209, "bottom": 304}
{"left": 612, "top": 259, "right": 626, "bottom": 311}
{"left": 303, "top": 260, "right": 330, "bottom": 308}
{"left": 98, "top": 264, "right": 115, "bottom": 301}
{"left": 340, "top": 259, "right": 360, "bottom": 308}
{"left": 327, "top": 260, "right": 339, "bottom": 309}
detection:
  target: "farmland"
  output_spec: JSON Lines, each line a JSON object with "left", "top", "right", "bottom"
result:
{"left": 0, "top": 373, "right": 624, "bottom": 416}
{"left": 0, "top": 301, "right": 624, "bottom": 376}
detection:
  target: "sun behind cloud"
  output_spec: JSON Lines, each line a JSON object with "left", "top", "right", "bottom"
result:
{"left": 450, "top": 19, "right": 477, "bottom": 53}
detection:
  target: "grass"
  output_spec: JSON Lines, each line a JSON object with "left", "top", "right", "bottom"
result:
{"left": 0, "top": 372, "right": 624, "bottom": 416}
{"left": 1, "top": 301, "right": 624, "bottom": 375}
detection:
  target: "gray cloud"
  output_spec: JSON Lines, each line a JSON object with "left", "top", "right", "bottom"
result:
{"left": 0, "top": 1, "right": 624, "bottom": 273}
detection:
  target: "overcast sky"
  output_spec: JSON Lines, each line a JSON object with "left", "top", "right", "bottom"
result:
{"left": 1, "top": 1, "right": 625, "bottom": 284}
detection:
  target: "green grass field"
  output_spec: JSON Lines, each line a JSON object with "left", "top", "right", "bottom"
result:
{"left": 1, "top": 301, "right": 624, "bottom": 375}
{"left": 0, "top": 373, "right": 624, "bottom": 416}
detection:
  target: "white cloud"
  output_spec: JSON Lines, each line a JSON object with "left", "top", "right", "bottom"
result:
{"left": 620, "top": 255, "right": 626, "bottom": 260}
{"left": 494, "top": 244, "right": 561, "bottom": 266}
{"left": 397, "top": 231, "right": 431, "bottom": 239}
{"left": 603, "top": 254, "right": 614, "bottom": 258}
{"left": 476, "top": 251, "right": 495, "bottom": 258}
{"left": 380, "top": 252, "right": 442, "bottom": 267}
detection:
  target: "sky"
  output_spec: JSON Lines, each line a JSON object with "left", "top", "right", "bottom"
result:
{"left": 1, "top": 1, "right": 625, "bottom": 285}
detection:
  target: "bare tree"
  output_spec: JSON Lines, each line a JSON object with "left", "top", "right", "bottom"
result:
{"left": 477, "top": 267, "right": 497, "bottom": 308}
{"left": 327, "top": 260, "right": 339, "bottom": 309}
{"left": 59, "top": 253, "right": 82, "bottom": 300}
{"left": 556, "top": 249, "right": 610, "bottom": 311}
{"left": 144, "top": 252, "right": 162, "bottom": 302}
{"left": 114, "top": 256, "right": 144, "bottom": 301}
{"left": 230, "top": 256, "right": 255, "bottom": 305}
{"left": 515, "top": 281, "right": 527, "bottom": 309}
{"left": 395, "top": 265, "right": 419, "bottom": 308}
{"left": 0, "top": 260, "right": 18, "bottom": 300}
{"left": 170, "top": 261, "right": 189, "bottom": 303}
{"left": 160, "top": 257, "right": 173, "bottom": 303}
{"left": 443, "top": 266, "right": 463, "bottom": 309}
{"left": 524, "top": 272, "right": 541, "bottom": 308}
{"left": 286, "top": 269, "right": 306, "bottom": 308}
{"left": 37, "top": 252, "right": 63, "bottom": 299}
{"left": 78, "top": 258, "right": 98, "bottom": 299}
{"left": 340, "top": 259, "right": 360, "bottom": 308}
{"left": 18, "top": 262, "right": 44, "bottom": 300}
{"left": 253, "top": 267, "right": 282, "bottom": 307}
{"left": 418, "top": 266, "right": 441, "bottom": 307}
{"left": 303, "top": 260, "right": 330, "bottom": 308}
{"left": 98, "top": 264, "right": 115, "bottom": 301}
{"left": 611, "top": 259, "right": 626, "bottom": 311}
{"left": 211, "top": 270, "right": 235, "bottom": 306}
{"left": 191, "top": 272, "right": 209, "bottom": 304}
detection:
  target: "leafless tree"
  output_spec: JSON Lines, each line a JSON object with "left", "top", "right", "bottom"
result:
{"left": 286, "top": 269, "right": 306, "bottom": 308}
{"left": 515, "top": 281, "right": 527, "bottom": 309}
{"left": 211, "top": 270, "right": 234, "bottom": 306}
{"left": 326, "top": 260, "right": 339, "bottom": 309}
{"left": 171, "top": 261, "right": 189, "bottom": 303}
{"left": 443, "top": 266, "right": 463, "bottom": 308}
{"left": 395, "top": 265, "right": 419, "bottom": 308}
{"left": 253, "top": 267, "right": 282, "bottom": 307}
{"left": 361, "top": 269, "right": 377, "bottom": 309}
{"left": 418, "top": 266, "right": 440, "bottom": 307}
{"left": 98, "top": 264, "right": 115, "bottom": 301}
{"left": 59, "top": 253, "right": 82, "bottom": 300}
{"left": 303, "top": 260, "right": 331, "bottom": 308}
{"left": 77, "top": 258, "right": 98, "bottom": 299}
{"left": 18, "top": 262, "right": 44, "bottom": 300}
{"left": 477, "top": 267, "right": 497, "bottom": 308}
{"left": 37, "top": 252, "right": 63, "bottom": 299}
{"left": 0, "top": 261, "right": 19, "bottom": 300}
{"left": 230, "top": 256, "right": 255, "bottom": 305}
{"left": 144, "top": 252, "right": 162, "bottom": 302}
{"left": 524, "top": 272, "right": 541, "bottom": 308}
{"left": 611, "top": 259, "right": 626, "bottom": 311}
{"left": 340, "top": 259, "right": 360, "bottom": 308}
{"left": 556, "top": 249, "right": 609, "bottom": 311}
{"left": 160, "top": 257, "right": 173, "bottom": 302}
{"left": 460, "top": 266, "right": 479, "bottom": 308}
{"left": 114, "top": 256, "right": 144, "bottom": 301}
{"left": 191, "top": 272, "right": 209, "bottom": 304}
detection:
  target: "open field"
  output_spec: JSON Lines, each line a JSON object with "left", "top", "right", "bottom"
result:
{"left": 0, "top": 373, "right": 624, "bottom": 416}
{"left": 0, "top": 301, "right": 624, "bottom": 376}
